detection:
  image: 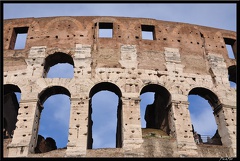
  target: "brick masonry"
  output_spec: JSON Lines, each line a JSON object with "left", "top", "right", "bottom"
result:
{"left": 3, "top": 16, "right": 236, "bottom": 157}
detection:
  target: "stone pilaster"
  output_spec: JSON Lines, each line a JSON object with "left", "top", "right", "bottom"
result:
{"left": 66, "top": 97, "right": 89, "bottom": 157}
{"left": 170, "top": 100, "right": 198, "bottom": 157}
{"left": 121, "top": 96, "right": 143, "bottom": 151}
{"left": 8, "top": 99, "right": 40, "bottom": 157}
{"left": 215, "top": 104, "right": 236, "bottom": 157}
{"left": 26, "top": 46, "right": 46, "bottom": 78}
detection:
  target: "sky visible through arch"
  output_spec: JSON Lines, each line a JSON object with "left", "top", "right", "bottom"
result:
{"left": 4, "top": 3, "right": 236, "bottom": 149}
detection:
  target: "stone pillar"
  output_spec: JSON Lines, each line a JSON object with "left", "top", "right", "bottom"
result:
{"left": 66, "top": 97, "right": 89, "bottom": 157}
{"left": 74, "top": 44, "right": 92, "bottom": 78}
{"left": 170, "top": 100, "right": 198, "bottom": 157}
{"left": 121, "top": 96, "right": 143, "bottom": 151}
{"left": 26, "top": 46, "right": 46, "bottom": 78}
{"left": 232, "top": 40, "right": 237, "bottom": 59}
{"left": 214, "top": 104, "right": 236, "bottom": 157}
{"left": 8, "top": 99, "right": 40, "bottom": 157}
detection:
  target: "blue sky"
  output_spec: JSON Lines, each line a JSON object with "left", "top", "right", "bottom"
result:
{"left": 4, "top": 3, "right": 236, "bottom": 149}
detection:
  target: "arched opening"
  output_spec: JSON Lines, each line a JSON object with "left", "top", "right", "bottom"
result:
{"left": 43, "top": 52, "right": 74, "bottom": 78}
{"left": 140, "top": 84, "right": 171, "bottom": 136}
{"left": 188, "top": 87, "right": 222, "bottom": 145}
{"left": 88, "top": 82, "right": 122, "bottom": 149}
{"left": 140, "top": 92, "right": 154, "bottom": 128}
{"left": 36, "top": 86, "right": 71, "bottom": 153}
{"left": 228, "top": 65, "right": 236, "bottom": 89}
{"left": 3, "top": 84, "right": 21, "bottom": 139}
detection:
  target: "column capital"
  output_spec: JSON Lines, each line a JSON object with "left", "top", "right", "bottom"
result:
{"left": 70, "top": 97, "right": 90, "bottom": 101}
{"left": 171, "top": 100, "right": 189, "bottom": 105}
{"left": 221, "top": 104, "right": 236, "bottom": 109}
{"left": 19, "top": 99, "right": 38, "bottom": 103}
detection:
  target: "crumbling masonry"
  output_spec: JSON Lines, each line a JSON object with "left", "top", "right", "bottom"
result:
{"left": 3, "top": 16, "right": 236, "bottom": 157}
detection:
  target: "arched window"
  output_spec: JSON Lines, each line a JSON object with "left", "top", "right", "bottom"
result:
{"left": 228, "top": 65, "right": 236, "bottom": 89}
{"left": 188, "top": 87, "right": 222, "bottom": 145}
{"left": 88, "top": 82, "right": 122, "bottom": 149}
{"left": 36, "top": 86, "right": 71, "bottom": 153}
{"left": 43, "top": 52, "right": 74, "bottom": 78}
{"left": 3, "top": 84, "right": 21, "bottom": 139}
{"left": 140, "top": 84, "right": 171, "bottom": 136}
{"left": 140, "top": 92, "right": 154, "bottom": 128}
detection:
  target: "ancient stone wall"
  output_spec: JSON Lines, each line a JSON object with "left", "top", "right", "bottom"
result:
{"left": 3, "top": 16, "right": 236, "bottom": 157}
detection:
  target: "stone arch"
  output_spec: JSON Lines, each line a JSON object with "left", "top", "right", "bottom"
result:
{"left": 4, "top": 19, "right": 40, "bottom": 31}
{"left": 188, "top": 87, "right": 222, "bottom": 145}
{"left": 4, "top": 84, "right": 21, "bottom": 94}
{"left": 140, "top": 84, "right": 172, "bottom": 135}
{"left": 228, "top": 65, "right": 236, "bottom": 84}
{"left": 43, "top": 52, "right": 74, "bottom": 78}
{"left": 38, "top": 85, "right": 71, "bottom": 105}
{"left": 30, "top": 20, "right": 41, "bottom": 31}
{"left": 3, "top": 84, "right": 21, "bottom": 138}
{"left": 44, "top": 16, "right": 84, "bottom": 31}
{"left": 35, "top": 79, "right": 76, "bottom": 97}
{"left": 34, "top": 85, "right": 71, "bottom": 153}
{"left": 175, "top": 25, "right": 205, "bottom": 47}
{"left": 87, "top": 82, "right": 122, "bottom": 149}
{"left": 92, "top": 70, "right": 126, "bottom": 94}
{"left": 188, "top": 87, "right": 221, "bottom": 112}
{"left": 92, "top": 17, "right": 120, "bottom": 24}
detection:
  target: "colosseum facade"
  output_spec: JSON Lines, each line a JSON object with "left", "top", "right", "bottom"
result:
{"left": 3, "top": 16, "right": 236, "bottom": 157}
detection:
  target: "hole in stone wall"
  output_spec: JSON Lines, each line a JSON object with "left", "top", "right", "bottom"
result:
{"left": 141, "top": 25, "right": 155, "bottom": 40}
{"left": 228, "top": 65, "right": 236, "bottom": 88}
{"left": 140, "top": 84, "right": 171, "bottom": 137}
{"left": 38, "top": 93, "right": 71, "bottom": 150}
{"left": 188, "top": 88, "right": 222, "bottom": 145}
{"left": 47, "top": 63, "right": 74, "bottom": 78}
{"left": 44, "top": 52, "right": 74, "bottom": 78}
{"left": 9, "top": 27, "right": 29, "bottom": 50}
{"left": 90, "top": 90, "right": 118, "bottom": 149}
{"left": 224, "top": 38, "right": 235, "bottom": 59}
{"left": 88, "top": 82, "right": 122, "bottom": 149}
{"left": 99, "top": 22, "right": 113, "bottom": 38}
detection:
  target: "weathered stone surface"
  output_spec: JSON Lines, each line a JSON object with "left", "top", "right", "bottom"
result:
{"left": 3, "top": 16, "right": 236, "bottom": 158}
